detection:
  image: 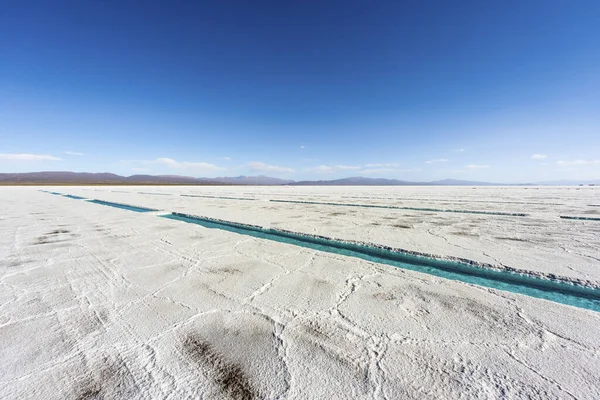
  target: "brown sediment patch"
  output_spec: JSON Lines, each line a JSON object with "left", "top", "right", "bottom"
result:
{"left": 210, "top": 267, "right": 243, "bottom": 276}
{"left": 392, "top": 224, "right": 412, "bottom": 229}
{"left": 34, "top": 229, "right": 78, "bottom": 245}
{"left": 2, "top": 258, "right": 34, "bottom": 268}
{"left": 328, "top": 212, "right": 346, "bottom": 216}
{"left": 302, "top": 320, "right": 330, "bottom": 340}
{"left": 495, "top": 236, "right": 528, "bottom": 242}
{"left": 75, "top": 383, "right": 101, "bottom": 400}
{"left": 48, "top": 229, "right": 70, "bottom": 235}
{"left": 373, "top": 292, "right": 397, "bottom": 301}
{"left": 34, "top": 235, "right": 51, "bottom": 245}
{"left": 452, "top": 231, "right": 478, "bottom": 237}
{"left": 73, "top": 355, "right": 138, "bottom": 400}
{"left": 182, "top": 334, "right": 257, "bottom": 400}
{"left": 430, "top": 221, "right": 452, "bottom": 226}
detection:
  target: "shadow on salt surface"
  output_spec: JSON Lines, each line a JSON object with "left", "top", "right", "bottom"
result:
{"left": 162, "top": 212, "right": 600, "bottom": 312}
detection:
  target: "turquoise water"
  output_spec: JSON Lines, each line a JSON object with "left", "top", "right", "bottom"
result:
{"left": 181, "top": 194, "right": 256, "bottom": 201}
{"left": 162, "top": 212, "right": 600, "bottom": 312}
{"left": 62, "top": 194, "right": 86, "bottom": 200}
{"left": 342, "top": 195, "right": 563, "bottom": 206}
{"left": 269, "top": 199, "right": 528, "bottom": 217}
{"left": 138, "top": 192, "right": 172, "bottom": 196}
{"left": 88, "top": 199, "right": 157, "bottom": 212}
{"left": 560, "top": 215, "right": 600, "bottom": 221}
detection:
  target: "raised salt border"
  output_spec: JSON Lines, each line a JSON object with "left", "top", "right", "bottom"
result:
{"left": 2, "top": 186, "right": 600, "bottom": 399}
{"left": 87, "top": 199, "right": 159, "bottom": 213}
{"left": 270, "top": 198, "right": 530, "bottom": 217}
{"left": 163, "top": 212, "right": 600, "bottom": 311}
{"left": 61, "top": 189, "right": 600, "bottom": 311}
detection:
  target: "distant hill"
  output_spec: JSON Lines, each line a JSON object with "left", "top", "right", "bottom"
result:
{"left": 0, "top": 171, "right": 125, "bottom": 183}
{"left": 0, "top": 172, "right": 293, "bottom": 185}
{"left": 429, "top": 179, "right": 499, "bottom": 186}
{"left": 292, "top": 177, "right": 423, "bottom": 186}
{"left": 1, "top": 172, "right": 598, "bottom": 186}
{"left": 0, "top": 171, "right": 216, "bottom": 185}
{"left": 213, "top": 175, "right": 295, "bottom": 185}
{"left": 535, "top": 179, "right": 600, "bottom": 186}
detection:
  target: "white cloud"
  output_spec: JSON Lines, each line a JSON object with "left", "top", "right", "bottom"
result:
{"left": 333, "top": 165, "right": 361, "bottom": 170}
{"left": 300, "top": 145, "right": 307, "bottom": 149}
{"left": 123, "top": 157, "right": 225, "bottom": 171}
{"left": 155, "top": 157, "right": 179, "bottom": 166}
{"left": 0, "top": 153, "right": 61, "bottom": 161}
{"left": 65, "top": 151, "right": 85, "bottom": 156}
{"left": 455, "top": 148, "right": 465, "bottom": 152}
{"left": 311, "top": 165, "right": 362, "bottom": 173}
{"left": 425, "top": 158, "right": 449, "bottom": 164}
{"left": 248, "top": 161, "right": 294, "bottom": 173}
{"left": 465, "top": 164, "right": 490, "bottom": 169}
{"left": 531, "top": 154, "right": 547, "bottom": 159}
{"left": 360, "top": 168, "right": 397, "bottom": 174}
{"left": 364, "top": 163, "right": 398, "bottom": 167}
{"left": 557, "top": 160, "right": 600, "bottom": 166}
{"left": 220, "top": 156, "right": 231, "bottom": 161}
{"left": 359, "top": 167, "right": 419, "bottom": 174}
{"left": 182, "top": 161, "right": 222, "bottom": 170}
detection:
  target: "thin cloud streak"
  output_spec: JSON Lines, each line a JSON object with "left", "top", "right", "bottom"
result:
{"left": 557, "top": 160, "right": 600, "bottom": 166}
{"left": 364, "top": 163, "right": 398, "bottom": 167}
{"left": 155, "top": 157, "right": 223, "bottom": 170}
{"left": 359, "top": 168, "right": 397, "bottom": 174}
{"left": 0, "top": 153, "right": 62, "bottom": 161}
{"left": 360, "top": 168, "right": 418, "bottom": 174}
{"left": 122, "top": 157, "right": 225, "bottom": 171}
{"left": 465, "top": 164, "right": 490, "bottom": 169}
{"left": 248, "top": 161, "right": 294, "bottom": 173}
{"left": 311, "top": 165, "right": 361, "bottom": 173}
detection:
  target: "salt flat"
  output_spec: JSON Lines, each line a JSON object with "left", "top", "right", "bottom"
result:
{"left": 1, "top": 186, "right": 599, "bottom": 399}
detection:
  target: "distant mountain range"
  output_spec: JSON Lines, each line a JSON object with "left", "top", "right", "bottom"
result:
{"left": 0, "top": 171, "right": 598, "bottom": 186}
{"left": 0, "top": 172, "right": 295, "bottom": 185}
{"left": 291, "top": 177, "right": 505, "bottom": 186}
{"left": 213, "top": 175, "right": 295, "bottom": 185}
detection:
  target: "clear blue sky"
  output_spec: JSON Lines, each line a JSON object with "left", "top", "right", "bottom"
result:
{"left": 1, "top": 1, "right": 599, "bottom": 182}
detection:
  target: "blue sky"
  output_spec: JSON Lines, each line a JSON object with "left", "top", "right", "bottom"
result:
{"left": 1, "top": 1, "right": 599, "bottom": 182}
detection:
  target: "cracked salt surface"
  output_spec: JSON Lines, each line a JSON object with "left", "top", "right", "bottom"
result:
{"left": 162, "top": 212, "right": 600, "bottom": 312}
{"left": 2, "top": 186, "right": 600, "bottom": 399}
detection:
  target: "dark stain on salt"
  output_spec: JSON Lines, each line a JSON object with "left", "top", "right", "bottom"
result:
{"left": 182, "top": 334, "right": 257, "bottom": 400}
